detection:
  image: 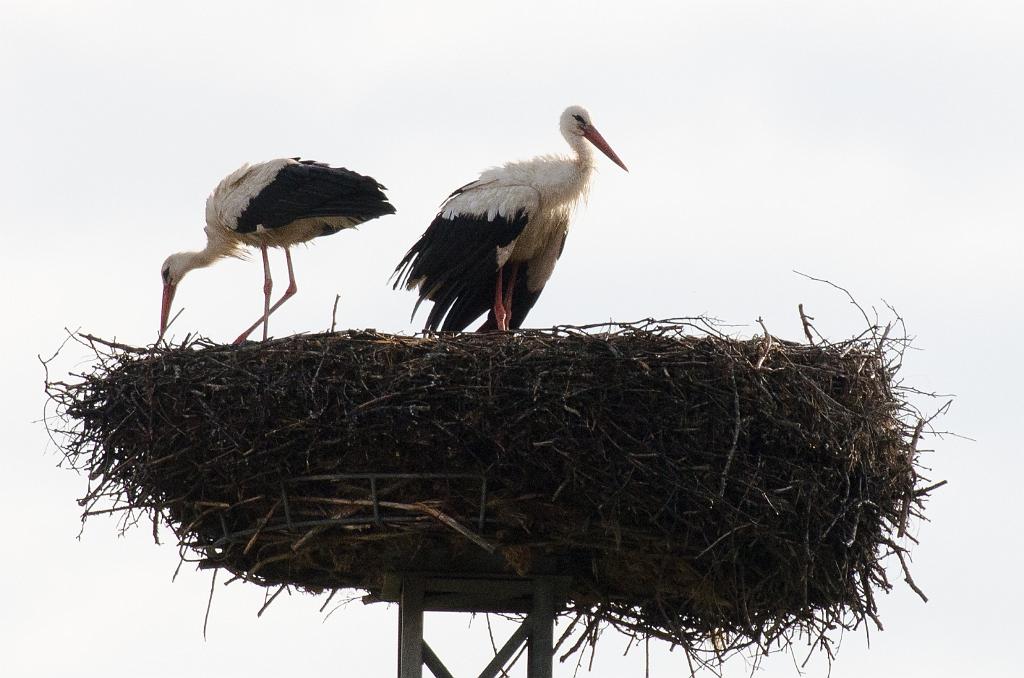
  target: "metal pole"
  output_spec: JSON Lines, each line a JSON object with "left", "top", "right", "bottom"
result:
{"left": 527, "top": 578, "right": 555, "bottom": 678}
{"left": 398, "top": 576, "right": 425, "bottom": 678}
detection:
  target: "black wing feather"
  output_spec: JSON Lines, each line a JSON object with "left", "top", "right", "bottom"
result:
{"left": 393, "top": 209, "right": 529, "bottom": 331}
{"left": 236, "top": 160, "right": 395, "bottom": 233}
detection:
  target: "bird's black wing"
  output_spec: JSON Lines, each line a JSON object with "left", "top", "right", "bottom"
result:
{"left": 236, "top": 160, "right": 395, "bottom": 233}
{"left": 393, "top": 209, "right": 530, "bottom": 332}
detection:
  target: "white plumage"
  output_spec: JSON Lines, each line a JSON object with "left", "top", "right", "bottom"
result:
{"left": 394, "top": 105, "right": 627, "bottom": 332}
{"left": 205, "top": 159, "right": 293, "bottom": 235}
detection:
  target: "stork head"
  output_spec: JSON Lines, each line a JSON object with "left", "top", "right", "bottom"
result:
{"left": 158, "top": 252, "right": 194, "bottom": 338}
{"left": 560, "top": 105, "right": 628, "bottom": 172}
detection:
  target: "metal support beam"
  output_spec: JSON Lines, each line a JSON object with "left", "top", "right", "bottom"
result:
{"left": 422, "top": 642, "right": 456, "bottom": 678}
{"left": 398, "top": 577, "right": 425, "bottom": 678}
{"left": 392, "top": 574, "right": 565, "bottom": 678}
{"left": 476, "top": 619, "right": 531, "bottom": 678}
{"left": 527, "top": 578, "right": 555, "bottom": 678}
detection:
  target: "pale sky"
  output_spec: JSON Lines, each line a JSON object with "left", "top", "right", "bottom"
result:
{"left": 2, "top": 1, "right": 1021, "bottom": 676}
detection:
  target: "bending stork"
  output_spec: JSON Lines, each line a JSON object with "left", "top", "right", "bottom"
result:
{"left": 159, "top": 158, "right": 395, "bottom": 343}
{"left": 393, "top": 105, "right": 627, "bottom": 332}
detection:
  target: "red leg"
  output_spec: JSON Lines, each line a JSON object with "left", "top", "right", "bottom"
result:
{"left": 493, "top": 266, "right": 508, "bottom": 331}
{"left": 502, "top": 263, "right": 519, "bottom": 326}
{"left": 260, "top": 246, "right": 272, "bottom": 340}
{"left": 234, "top": 247, "right": 299, "bottom": 344}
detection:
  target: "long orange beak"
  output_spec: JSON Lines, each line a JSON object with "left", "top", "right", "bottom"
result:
{"left": 159, "top": 282, "right": 177, "bottom": 337}
{"left": 583, "top": 125, "right": 628, "bottom": 172}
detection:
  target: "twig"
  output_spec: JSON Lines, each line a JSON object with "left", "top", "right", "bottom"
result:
{"left": 898, "top": 418, "right": 925, "bottom": 537}
{"left": 914, "top": 479, "right": 948, "bottom": 496}
{"left": 288, "top": 496, "right": 497, "bottom": 553}
{"left": 718, "top": 371, "right": 741, "bottom": 498}
{"left": 889, "top": 543, "right": 928, "bottom": 603}
{"left": 257, "top": 584, "right": 288, "bottom": 617}
{"left": 244, "top": 499, "right": 281, "bottom": 555}
{"left": 203, "top": 569, "right": 217, "bottom": 640}
{"left": 754, "top": 317, "right": 774, "bottom": 370}
{"left": 154, "top": 307, "right": 185, "bottom": 345}
{"left": 485, "top": 614, "right": 512, "bottom": 678}
{"left": 793, "top": 270, "right": 872, "bottom": 329}
{"left": 78, "top": 333, "right": 149, "bottom": 354}
{"left": 318, "top": 589, "right": 338, "bottom": 614}
{"left": 560, "top": 614, "right": 600, "bottom": 662}
{"left": 798, "top": 304, "right": 815, "bottom": 345}
{"left": 330, "top": 294, "right": 341, "bottom": 333}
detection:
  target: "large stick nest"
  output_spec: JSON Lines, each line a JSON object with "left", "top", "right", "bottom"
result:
{"left": 45, "top": 319, "right": 939, "bottom": 662}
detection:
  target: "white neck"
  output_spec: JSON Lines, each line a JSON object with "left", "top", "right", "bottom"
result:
{"left": 168, "top": 239, "right": 232, "bottom": 282}
{"left": 565, "top": 131, "right": 595, "bottom": 169}
{"left": 182, "top": 246, "right": 221, "bottom": 271}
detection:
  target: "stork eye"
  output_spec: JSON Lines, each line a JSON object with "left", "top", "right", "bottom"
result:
{"left": 161, "top": 268, "right": 170, "bottom": 284}
{"left": 572, "top": 114, "right": 586, "bottom": 124}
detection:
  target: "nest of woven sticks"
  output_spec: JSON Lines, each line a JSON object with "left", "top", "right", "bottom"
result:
{"left": 45, "top": 318, "right": 940, "bottom": 662}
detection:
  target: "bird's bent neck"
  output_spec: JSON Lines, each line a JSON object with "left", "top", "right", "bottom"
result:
{"left": 173, "top": 241, "right": 229, "bottom": 279}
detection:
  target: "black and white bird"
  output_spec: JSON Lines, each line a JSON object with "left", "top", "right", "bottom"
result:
{"left": 159, "top": 158, "right": 395, "bottom": 343}
{"left": 393, "top": 105, "right": 627, "bottom": 332}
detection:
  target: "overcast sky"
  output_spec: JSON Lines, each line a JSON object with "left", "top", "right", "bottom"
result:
{"left": 2, "top": 1, "right": 1021, "bottom": 676}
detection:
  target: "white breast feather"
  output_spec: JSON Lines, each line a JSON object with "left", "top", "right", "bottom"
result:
{"left": 525, "top": 217, "right": 568, "bottom": 292}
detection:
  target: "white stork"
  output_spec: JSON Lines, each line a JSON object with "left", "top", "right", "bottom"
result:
{"left": 393, "top": 105, "right": 627, "bottom": 332}
{"left": 159, "top": 158, "right": 394, "bottom": 343}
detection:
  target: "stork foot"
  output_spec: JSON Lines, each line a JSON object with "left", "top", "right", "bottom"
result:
{"left": 234, "top": 248, "right": 298, "bottom": 345}
{"left": 233, "top": 281, "right": 298, "bottom": 345}
{"left": 494, "top": 307, "right": 509, "bottom": 331}
{"left": 232, "top": 329, "right": 255, "bottom": 345}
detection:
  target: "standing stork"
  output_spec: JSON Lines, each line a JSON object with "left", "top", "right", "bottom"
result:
{"left": 159, "top": 158, "right": 395, "bottom": 343}
{"left": 393, "top": 105, "right": 627, "bottom": 332}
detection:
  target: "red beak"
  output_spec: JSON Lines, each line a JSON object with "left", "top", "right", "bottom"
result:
{"left": 583, "top": 125, "right": 628, "bottom": 172}
{"left": 159, "top": 282, "right": 177, "bottom": 337}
